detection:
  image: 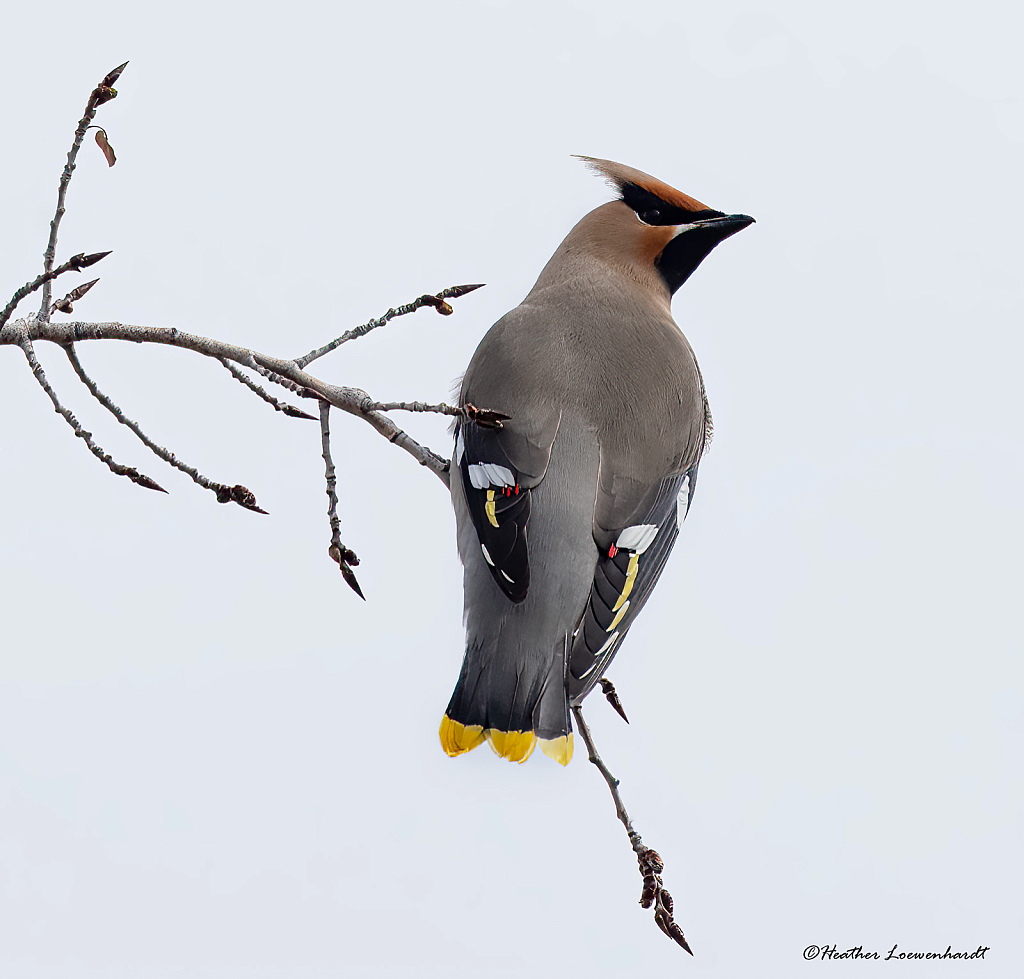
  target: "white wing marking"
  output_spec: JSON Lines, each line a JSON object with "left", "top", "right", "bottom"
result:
{"left": 615, "top": 523, "right": 658, "bottom": 554}
{"left": 468, "top": 462, "right": 515, "bottom": 490}
{"left": 676, "top": 474, "right": 691, "bottom": 527}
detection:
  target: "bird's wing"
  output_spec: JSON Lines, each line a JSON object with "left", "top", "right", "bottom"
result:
{"left": 566, "top": 465, "right": 699, "bottom": 702}
{"left": 454, "top": 411, "right": 560, "bottom": 604}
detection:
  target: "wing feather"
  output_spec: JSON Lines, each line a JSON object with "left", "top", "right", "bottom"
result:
{"left": 567, "top": 466, "right": 699, "bottom": 702}
{"left": 455, "top": 415, "right": 559, "bottom": 603}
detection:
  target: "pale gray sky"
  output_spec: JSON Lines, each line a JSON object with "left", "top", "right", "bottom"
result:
{"left": 1, "top": 1, "right": 1021, "bottom": 976}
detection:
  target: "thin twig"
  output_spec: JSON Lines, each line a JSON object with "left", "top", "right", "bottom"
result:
{"left": 1, "top": 317, "right": 452, "bottom": 487}
{"left": 294, "top": 283, "right": 484, "bottom": 369}
{"left": 247, "top": 362, "right": 318, "bottom": 400}
{"left": 363, "top": 400, "right": 511, "bottom": 430}
{"left": 1, "top": 251, "right": 110, "bottom": 330}
{"left": 217, "top": 358, "right": 317, "bottom": 419}
{"left": 319, "top": 399, "right": 364, "bottom": 598}
{"left": 63, "top": 344, "right": 267, "bottom": 512}
{"left": 17, "top": 335, "right": 166, "bottom": 493}
{"left": 571, "top": 704, "right": 693, "bottom": 954}
{"left": 39, "top": 62, "right": 127, "bottom": 319}
{"left": 362, "top": 400, "right": 464, "bottom": 417}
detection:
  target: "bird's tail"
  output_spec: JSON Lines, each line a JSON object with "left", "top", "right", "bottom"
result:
{"left": 439, "top": 636, "right": 574, "bottom": 765}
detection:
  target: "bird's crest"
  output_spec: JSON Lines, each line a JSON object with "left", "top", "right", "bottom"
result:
{"left": 575, "top": 156, "right": 711, "bottom": 216}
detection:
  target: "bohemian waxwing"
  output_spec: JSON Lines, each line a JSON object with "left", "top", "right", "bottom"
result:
{"left": 440, "top": 157, "right": 753, "bottom": 764}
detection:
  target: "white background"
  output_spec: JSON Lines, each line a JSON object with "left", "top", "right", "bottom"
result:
{"left": 1, "top": 1, "right": 1021, "bottom": 976}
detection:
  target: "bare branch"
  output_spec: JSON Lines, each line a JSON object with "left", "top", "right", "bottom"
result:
{"left": 1, "top": 317, "right": 453, "bottom": 487}
{"left": 15, "top": 333, "right": 165, "bottom": 493}
{"left": 63, "top": 344, "right": 266, "bottom": 512}
{"left": 38, "top": 62, "right": 127, "bottom": 318}
{"left": 217, "top": 358, "right": 317, "bottom": 419}
{"left": 319, "top": 399, "right": 364, "bottom": 598}
{"left": 294, "top": 283, "right": 484, "bottom": 369}
{"left": 571, "top": 704, "right": 693, "bottom": 955}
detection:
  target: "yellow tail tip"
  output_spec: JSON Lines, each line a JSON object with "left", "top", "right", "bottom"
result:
{"left": 485, "top": 728, "right": 537, "bottom": 763}
{"left": 439, "top": 717, "right": 573, "bottom": 765}
{"left": 439, "top": 715, "right": 485, "bottom": 757}
{"left": 539, "top": 733, "right": 574, "bottom": 766}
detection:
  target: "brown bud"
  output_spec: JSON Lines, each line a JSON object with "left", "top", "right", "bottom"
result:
{"left": 70, "top": 251, "right": 112, "bottom": 270}
{"left": 215, "top": 484, "right": 266, "bottom": 513}
{"left": 654, "top": 908, "right": 674, "bottom": 939}
{"left": 102, "top": 62, "right": 129, "bottom": 88}
{"left": 231, "top": 484, "right": 267, "bottom": 513}
{"left": 642, "top": 849, "right": 664, "bottom": 874}
{"left": 420, "top": 294, "right": 454, "bottom": 316}
{"left": 329, "top": 544, "right": 360, "bottom": 568}
{"left": 130, "top": 471, "right": 168, "bottom": 493}
{"left": 339, "top": 562, "right": 365, "bottom": 600}
{"left": 93, "top": 85, "right": 118, "bottom": 106}
{"left": 463, "top": 403, "right": 511, "bottom": 430}
{"left": 52, "top": 278, "right": 100, "bottom": 315}
{"left": 670, "top": 924, "right": 693, "bottom": 955}
{"left": 442, "top": 283, "right": 485, "bottom": 299}
{"left": 599, "top": 677, "right": 629, "bottom": 723}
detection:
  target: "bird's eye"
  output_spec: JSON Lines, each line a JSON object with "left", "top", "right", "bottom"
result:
{"left": 642, "top": 209, "right": 660, "bottom": 223}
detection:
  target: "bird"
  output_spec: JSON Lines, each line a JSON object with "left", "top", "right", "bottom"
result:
{"left": 440, "top": 157, "right": 753, "bottom": 764}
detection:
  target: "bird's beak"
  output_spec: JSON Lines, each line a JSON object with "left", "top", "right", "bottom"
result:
{"left": 676, "top": 213, "right": 755, "bottom": 238}
{"left": 658, "top": 212, "right": 755, "bottom": 293}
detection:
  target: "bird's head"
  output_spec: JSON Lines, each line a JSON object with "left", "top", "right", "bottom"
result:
{"left": 574, "top": 156, "right": 754, "bottom": 295}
